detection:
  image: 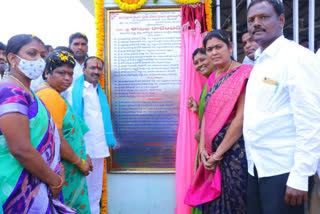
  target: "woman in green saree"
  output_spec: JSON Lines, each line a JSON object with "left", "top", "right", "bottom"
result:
{"left": 36, "top": 50, "right": 93, "bottom": 213}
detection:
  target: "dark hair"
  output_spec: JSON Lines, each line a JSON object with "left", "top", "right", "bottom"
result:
{"left": 192, "top": 48, "right": 206, "bottom": 60}
{"left": 241, "top": 26, "right": 248, "bottom": 35}
{"left": 203, "top": 29, "right": 232, "bottom": 49}
{"left": 54, "top": 46, "right": 74, "bottom": 55}
{"left": 83, "top": 56, "right": 104, "bottom": 69}
{"left": 248, "top": 0, "right": 284, "bottom": 17}
{"left": 0, "top": 42, "right": 6, "bottom": 51}
{"left": 69, "top": 32, "right": 88, "bottom": 45}
{"left": 45, "top": 45, "right": 53, "bottom": 52}
{"left": 43, "top": 50, "right": 76, "bottom": 80}
{"left": 6, "top": 34, "right": 44, "bottom": 58}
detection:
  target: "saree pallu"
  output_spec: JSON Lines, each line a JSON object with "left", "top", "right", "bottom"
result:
{"left": 196, "top": 64, "right": 252, "bottom": 214}
{"left": 202, "top": 124, "right": 247, "bottom": 214}
{"left": 192, "top": 83, "right": 208, "bottom": 214}
{"left": 37, "top": 87, "right": 91, "bottom": 213}
{"left": 0, "top": 90, "right": 75, "bottom": 213}
{"left": 61, "top": 99, "right": 91, "bottom": 213}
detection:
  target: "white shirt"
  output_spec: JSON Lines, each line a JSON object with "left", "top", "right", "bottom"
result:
{"left": 242, "top": 55, "right": 255, "bottom": 66}
{"left": 244, "top": 36, "right": 320, "bottom": 191}
{"left": 66, "top": 81, "right": 110, "bottom": 158}
{"left": 73, "top": 60, "right": 84, "bottom": 82}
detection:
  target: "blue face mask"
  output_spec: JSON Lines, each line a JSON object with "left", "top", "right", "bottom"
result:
{"left": 16, "top": 55, "right": 45, "bottom": 80}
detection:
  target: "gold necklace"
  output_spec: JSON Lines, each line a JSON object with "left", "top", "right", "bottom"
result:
{"left": 215, "top": 60, "right": 233, "bottom": 80}
{"left": 9, "top": 75, "right": 34, "bottom": 99}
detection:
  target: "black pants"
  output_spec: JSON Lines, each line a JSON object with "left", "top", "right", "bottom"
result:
{"left": 247, "top": 166, "right": 304, "bottom": 214}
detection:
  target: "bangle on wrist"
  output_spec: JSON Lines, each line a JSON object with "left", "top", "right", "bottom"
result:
{"left": 79, "top": 158, "right": 86, "bottom": 169}
{"left": 50, "top": 175, "right": 63, "bottom": 189}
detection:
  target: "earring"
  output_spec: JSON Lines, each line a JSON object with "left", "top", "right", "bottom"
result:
{"left": 12, "top": 63, "right": 15, "bottom": 68}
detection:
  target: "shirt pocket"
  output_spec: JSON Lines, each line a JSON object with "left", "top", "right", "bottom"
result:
{"left": 256, "top": 77, "right": 279, "bottom": 112}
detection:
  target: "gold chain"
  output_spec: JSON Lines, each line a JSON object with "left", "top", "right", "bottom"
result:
{"left": 9, "top": 75, "right": 34, "bottom": 99}
{"left": 215, "top": 60, "right": 233, "bottom": 80}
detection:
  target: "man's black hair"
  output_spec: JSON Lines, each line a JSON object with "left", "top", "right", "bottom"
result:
{"left": 248, "top": 0, "right": 285, "bottom": 17}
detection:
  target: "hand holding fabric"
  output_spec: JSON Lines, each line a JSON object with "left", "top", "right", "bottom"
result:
{"left": 188, "top": 96, "right": 198, "bottom": 113}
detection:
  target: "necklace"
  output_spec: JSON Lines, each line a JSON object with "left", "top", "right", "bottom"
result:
{"left": 215, "top": 60, "right": 233, "bottom": 80}
{"left": 9, "top": 75, "right": 34, "bottom": 99}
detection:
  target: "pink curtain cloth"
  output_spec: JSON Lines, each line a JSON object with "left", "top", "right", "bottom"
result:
{"left": 175, "top": 3, "right": 207, "bottom": 214}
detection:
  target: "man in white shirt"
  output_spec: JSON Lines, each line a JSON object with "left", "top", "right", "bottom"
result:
{"left": 66, "top": 56, "right": 117, "bottom": 214}
{"left": 241, "top": 28, "right": 259, "bottom": 65}
{"left": 309, "top": 48, "right": 320, "bottom": 214}
{"left": 244, "top": 1, "right": 320, "bottom": 214}
{"left": 68, "top": 32, "right": 88, "bottom": 81}
{"left": 61, "top": 33, "right": 89, "bottom": 98}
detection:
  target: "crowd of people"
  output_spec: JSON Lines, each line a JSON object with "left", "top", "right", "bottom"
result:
{"left": 0, "top": 32, "right": 115, "bottom": 214}
{"left": 186, "top": 0, "right": 320, "bottom": 214}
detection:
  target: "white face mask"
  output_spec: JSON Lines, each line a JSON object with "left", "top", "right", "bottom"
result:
{"left": 16, "top": 55, "right": 45, "bottom": 80}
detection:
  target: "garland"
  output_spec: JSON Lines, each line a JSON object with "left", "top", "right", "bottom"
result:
{"left": 95, "top": 0, "right": 105, "bottom": 90}
{"left": 113, "top": 0, "right": 147, "bottom": 11}
{"left": 204, "top": 0, "right": 212, "bottom": 31}
{"left": 172, "top": 0, "right": 201, "bottom": 4}
{"left": 94, "top": 1, "right": 108, "bottom": 214}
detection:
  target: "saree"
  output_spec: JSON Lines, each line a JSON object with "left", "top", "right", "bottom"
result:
{"left": 37, "top": 87, "right": 91, "bottom": 213}
{"left": 186, "top": 64, "right": 252, "bottom": 214}
{"left": 192, "top": 83, "right": 207, "bottom": 214}
{"left": 0, "top": 83, "right": 76, "bottom": 213}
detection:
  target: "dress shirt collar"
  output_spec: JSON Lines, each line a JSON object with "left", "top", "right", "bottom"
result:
{"left": 255, "top": 35, "right": 285, "bottom": 60}
{"left": 75, "top": 60, "right": 84, "bottom": 68}
{"left": 84, "top": 80, "right": 98, "bottom": 90}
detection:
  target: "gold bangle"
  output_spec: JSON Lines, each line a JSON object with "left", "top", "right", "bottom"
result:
{"left": 79, "top": 159, "right": 86, "bottom": 169}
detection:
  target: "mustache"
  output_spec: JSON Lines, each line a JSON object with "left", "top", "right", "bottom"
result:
{"left": 91, "top": 73, "right": 100, "bottom": 78}
{"left": 252, "top": 27, "right": 266, "bottom": 34}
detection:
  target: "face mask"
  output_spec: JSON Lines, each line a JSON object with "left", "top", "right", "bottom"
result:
{"left": 16, "top": 55, "right": 45, "bottom": 80}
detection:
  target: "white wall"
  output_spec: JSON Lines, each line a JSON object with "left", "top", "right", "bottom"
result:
{"left": 0, "top": 0, "right": 96, "bottom": 56}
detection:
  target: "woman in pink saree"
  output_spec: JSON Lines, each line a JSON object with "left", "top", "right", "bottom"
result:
{"left": 198, "top": 30, "right": 252, "bottom": 213}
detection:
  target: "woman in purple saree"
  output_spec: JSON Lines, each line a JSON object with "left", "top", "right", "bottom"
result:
{"left": 0, "top": 34, "right": 75, "bottom": 213}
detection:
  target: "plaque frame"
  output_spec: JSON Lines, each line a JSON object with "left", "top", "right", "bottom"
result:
{"left": 105, "top": 7, "right": 181, "bottom": 173}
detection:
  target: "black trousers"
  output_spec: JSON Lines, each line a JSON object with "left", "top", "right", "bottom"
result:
{"left": 247, "top": 166, "right": 304, "bottom": 214}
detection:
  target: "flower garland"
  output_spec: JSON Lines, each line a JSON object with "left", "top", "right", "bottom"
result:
{"left": 113, "top": 0, "right": 147, "bottom": 11}
{"left": 95, "top": 0, "right": 105, "bottom": 90}
{"left": 172, "top": 0, "right": 200, "bottom": 4}
{"left": 205, "top": 0, "right": 212, "bottom": 31}
{"left": 94, "top": 1, "right": 108, "bottom": 214}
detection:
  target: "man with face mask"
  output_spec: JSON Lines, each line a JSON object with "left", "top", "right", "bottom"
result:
{"left": 244, "top": 1, "right": 320, "bottom": 214}
{"left": 0, "top": 42, "right": 8, "bottom": 80}
{"left": 65, "top": 56, "right": 116, "bottom": 214}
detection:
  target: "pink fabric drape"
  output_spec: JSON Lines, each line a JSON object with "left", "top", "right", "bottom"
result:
{"left": 175, "top": 3, "right": 207, "bottom": 214}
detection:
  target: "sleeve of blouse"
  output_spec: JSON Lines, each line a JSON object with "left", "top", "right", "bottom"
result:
{"left": 36, "top": 88, "right": 67, "bottom": 129}
{"left": 0, "top": 84, "right": 30, "bottom": 117}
